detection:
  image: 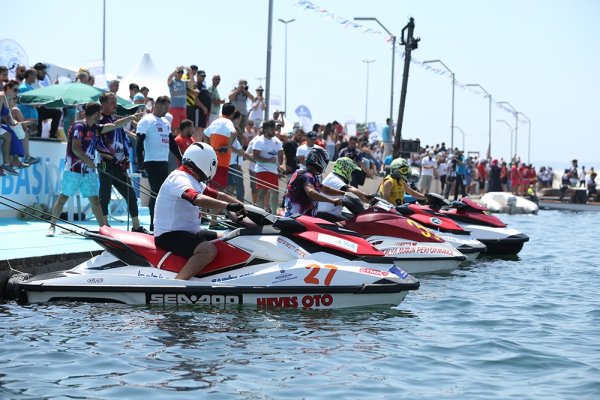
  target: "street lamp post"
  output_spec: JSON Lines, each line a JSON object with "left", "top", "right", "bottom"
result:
{"left": 497, "top": 101, "right": 518, "bottom": 159}
{"left": 518, "top": 112, "right": 531, "bottom": 164}
{"left": 265, "top": 0, "right": 274, "bottom": 119}
{"left": 496, "top": 119, "right": 513, "bottom": 160}
{"left": 452, "top": 125, "right": 466, "bottom": 152}
{"left": 466, "top": 83, "right": 492, "bottom": 158}
{"left": 362, "top": 59, "right": 375, "bottom": 124}
{"left": 354, "top": 17, "right": 396, "bottom": 132}
{"left": 423, "top": 59, "right": 455, "bottom": 150}
{"left": 278, "top": 18, "right": 295, "bottom": 114}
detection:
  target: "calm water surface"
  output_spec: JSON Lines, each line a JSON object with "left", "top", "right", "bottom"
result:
{"left": 1, "top": 210, "right": 599, "bottom": 399}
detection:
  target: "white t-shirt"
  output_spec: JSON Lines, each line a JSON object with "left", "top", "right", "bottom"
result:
{"left": 248, "top": 98, "right": 265, "bottom": 121}
{"left": 317, "top": 173, "right": 346, "bottom": 216}
{"left": 296, "top": 143, "right": 324, "bottom": 169}
{"left": 420, "top": 155, "right": 438, "bottom": 177}
{"left": 136, "top": 114, "right": 172, "bottom": 162}
{"left": 246, "top": 134, "right": 261, "bottom": 171}
{"left": 253, "top": 135, "right": 283, "bottom": 174}
{"left": 438, "top": 161, "right": 448, "bottom": 176}
{"left": 204, "top": 116, "right": 236, "bottom": 139}
{"left": 230, "top": 139, "right": 243, "bottom": 166}
{"left": 164, "top": 112, "right": 173, "bottom": 127}
{"left": 153, "top": 169, "right": 208, "bottom": 236}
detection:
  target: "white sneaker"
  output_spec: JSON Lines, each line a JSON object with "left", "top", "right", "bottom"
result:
{"left": 46, "top": 226, "right": 56, "bottom": 237}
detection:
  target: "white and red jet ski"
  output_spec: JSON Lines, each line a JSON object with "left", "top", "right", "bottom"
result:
{"left": 241, "top": 202, "right": 467, "bottom": 274}
{"left": 392, "top": 198, "right": 487, "bottom": 261}
{"left": 414, "top": 194, "right": 529, "bottom": 255}
{"left": 19, "top": 213, "right": 419, "bottom": 309}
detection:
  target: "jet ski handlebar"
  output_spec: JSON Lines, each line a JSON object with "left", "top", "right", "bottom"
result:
{"left": 424, "top": 193, "right": 452, "bottom": 209}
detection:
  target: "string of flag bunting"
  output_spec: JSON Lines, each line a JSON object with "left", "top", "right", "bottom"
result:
{"left": 293, "top": 0, "right": 526, "bottom": 121}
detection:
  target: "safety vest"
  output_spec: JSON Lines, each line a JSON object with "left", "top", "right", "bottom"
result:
{"left": 377, "top": 175, "right": 406, "bottom": 205}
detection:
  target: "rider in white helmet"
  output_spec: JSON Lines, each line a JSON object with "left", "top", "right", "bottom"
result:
{"left": 153, "top": 142, "right": 246, "bottom": 280}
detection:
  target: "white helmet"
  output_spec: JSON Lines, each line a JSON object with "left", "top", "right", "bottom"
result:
{"left": 181, "top": 142, "right": 217, "bottom": 182}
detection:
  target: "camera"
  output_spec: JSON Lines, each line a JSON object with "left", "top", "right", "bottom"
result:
{"left": 244, "top": 85, "right": 249, "bottom": 91}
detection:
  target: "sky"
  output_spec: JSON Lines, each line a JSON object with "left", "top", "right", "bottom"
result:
{"left": 2, "top": 0, "right": 599, "bottom": 168}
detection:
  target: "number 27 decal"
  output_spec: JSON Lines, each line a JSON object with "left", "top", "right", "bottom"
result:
{"left": 304, "top": 264, "right": 338, "bottom": 286}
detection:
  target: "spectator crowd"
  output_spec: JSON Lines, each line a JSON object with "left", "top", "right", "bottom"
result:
{"left": 1, "top": 61, "right": 598, "bottom": 234}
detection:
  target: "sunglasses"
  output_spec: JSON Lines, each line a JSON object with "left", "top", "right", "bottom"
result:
{"left": 177, "top": 70, "right": 184, "bottom": 74}
{"left": 200, "top": 75, "right": 206, "bottom": 77}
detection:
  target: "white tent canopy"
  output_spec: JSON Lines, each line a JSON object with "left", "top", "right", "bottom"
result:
{"left": 117, "top": 53, "right": 169, "bottom": 100}
{"left": 45, "top": 63, "right": 78, "bottom": 84}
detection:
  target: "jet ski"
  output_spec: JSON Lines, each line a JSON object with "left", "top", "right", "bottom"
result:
{"left": 19, "top": 213, "right": 419, "bottom": 309}
{"left": 392, "top": 198, "right": 487, "bottom": 261}
{"left": 233, "top": 204, "right": 466, "bottom": 274}
{"left": 415, "top": 194, "right": 529, "bottom": 255}
{"left": 337, "top": 201, "right": 466, "bottom": 273}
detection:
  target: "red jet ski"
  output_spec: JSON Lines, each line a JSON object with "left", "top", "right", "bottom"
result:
{"left": 409, "top": 193, "right": 529, "bottom": 255}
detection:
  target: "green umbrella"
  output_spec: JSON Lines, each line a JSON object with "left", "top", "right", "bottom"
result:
{"left": 18, "top": 82, "right": 142, "bottom": 115}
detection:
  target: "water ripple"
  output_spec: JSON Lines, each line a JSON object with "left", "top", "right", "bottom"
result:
{"left": 1, "top": 212, "right": 600, "bottom": 399}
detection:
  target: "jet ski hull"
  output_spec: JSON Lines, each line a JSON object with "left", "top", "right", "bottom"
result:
{"left": 365, "top": 235, "right": 466, "bottom": 274}
{"left": 19, "top": 252, "right": 419, "bottom": 309}
{"left": 458, "top": 224, "right": 529, "bottom": 255}
{"left": 435, "top": 232, "right": 487, "bottom": 261}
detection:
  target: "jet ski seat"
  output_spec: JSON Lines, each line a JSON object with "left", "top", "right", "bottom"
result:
{"left": 273, "top": 217, "right": 306, "bottom": 233}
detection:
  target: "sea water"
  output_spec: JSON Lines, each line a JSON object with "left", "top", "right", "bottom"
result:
{"left": 1, "top": 210, "right": 599, "bottom": 399}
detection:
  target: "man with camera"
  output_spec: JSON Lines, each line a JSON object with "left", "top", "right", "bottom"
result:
{"left": 228, "top": 79, "right": 254, "bottom": 136}
{"left": 249, "top": 86, "right": 266, "bottom": 128}
{"left": 167, "top": 66, "right": 194, "bottom": 135}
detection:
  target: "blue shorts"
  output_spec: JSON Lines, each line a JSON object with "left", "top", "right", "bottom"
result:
{"left": 18, "top": 105, "right": 38, "bottom": 121}
{"left": 61, "top": 170, "right": 99, "bottom": 197}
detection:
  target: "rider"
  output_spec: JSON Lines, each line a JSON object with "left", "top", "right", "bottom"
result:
{"left": 316, "top": 157, "right": 371, "bottom": 220}
{"left": 282, "top": 147, "right": 344, "bottom": 217}
{"left": 153, "top": 142, "right": 246, "bottom": 280}
{"left": 377, "top": 157, "right": 426, "bottom": 205}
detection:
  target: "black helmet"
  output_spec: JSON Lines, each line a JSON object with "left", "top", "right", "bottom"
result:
{"left": 305, "top": 147, "right": 329, "bottom": 174}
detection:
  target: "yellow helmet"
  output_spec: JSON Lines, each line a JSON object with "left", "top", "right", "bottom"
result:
{"left": 333, "top": 157, "right": 360, "bottom": 182}
{"left": 390, "top": 158, "right": 410, "bottom": 180}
